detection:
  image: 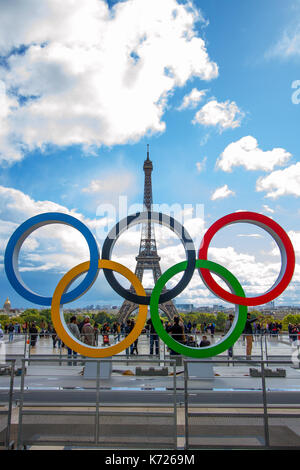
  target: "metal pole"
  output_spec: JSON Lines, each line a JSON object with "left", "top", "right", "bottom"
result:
{"left": 23, "top": 333, "right": 27, "bottom": 358}
{"left": 184, "top": 361, "right": 189, "bottom": 450}
{"left": 95, "top": 361, "right": 100, "bottom": 444}
{"left": 172, "top": 360, "right": 177, "bottom": 449}
{"left": 28, "top": 334, "right": 31, "bottom": 365}
{"left": 265, "top": 334, "right": 268, "bottom": 366}
{"left": 5, "top": 360, "right": 15, "bottom": 450}
{"left": 59, "top": 340, "right": 62, "bottom": 366}
{"left": 261, "top": 361, "right": 270, "bottom": 447}
{"left": 17, "top": 359, "right": 26, "bottom": 450}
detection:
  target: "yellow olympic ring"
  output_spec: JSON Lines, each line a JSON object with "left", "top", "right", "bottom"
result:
{"left": 51, "top": 259, "right": 147, "bottom": 358}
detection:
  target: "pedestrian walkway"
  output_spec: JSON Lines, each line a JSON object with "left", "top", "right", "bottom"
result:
{"left": 2, "top": 332, "right": 296, "bottom": 359}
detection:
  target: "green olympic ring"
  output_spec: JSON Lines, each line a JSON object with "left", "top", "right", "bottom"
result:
{"left": 150, "top": 259, "right": 247, "bottom": 358}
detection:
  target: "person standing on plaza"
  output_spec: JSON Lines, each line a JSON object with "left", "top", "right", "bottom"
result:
{"left": 67, "top": 316, "right": 80, "bottom": 365}
{"left": 81, "top": 317, "right": 95, "bottom": 346}
{"left": 29, "top": 322, "right": 38, "bottom": 347}
{"left": 210, "top": 322, "right": 215, "bottom": 339}
{"left": 130, "top": 319, "right": 138, "bottom": 355}
{"left": 93, "top": 322, "right": 99, "bottom": 345}
{"left": 49, "top": 324, "right": 59, "bottom": 348}
{"left": 116, "top": 322, "right": 121, "bottom": 342}
{"left": 169, "top": 316, "right": 185, "bottom": 356}
{"left": 243, "top": 313, "right": 257, "bottom": 359}
{"left": 288, "top": 323, "right": 294, "bottom": 342}
{"left": 8, "top": 323, "right": 14, "bottom": 342}
{"left": 147, "top": 317, "right": 159, "bottom": 355}
{"left": 224, "top": 314, "right": 234, "bottom": 358}
{"left": 199, "top": 335, "right": 211, "bottom": 347}
{"left": 125, "top": 319, "right": 133, "bottom": 355}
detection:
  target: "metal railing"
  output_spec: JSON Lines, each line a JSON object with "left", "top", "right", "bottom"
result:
{"left": 0, "top": 359, "right": 15, "bottom": 450}
{"left": 2, "top": 353, "right": 300, "bottom": 449}
{"left": 16, "top": 357, "right": 177, "bottom": 450}
{"left": 184, "top": 358, "right": 300, "bottom": 449}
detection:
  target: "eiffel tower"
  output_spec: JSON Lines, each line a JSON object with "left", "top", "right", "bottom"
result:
{"left": 118, "top": 145, "right": 178, "bottom": 322}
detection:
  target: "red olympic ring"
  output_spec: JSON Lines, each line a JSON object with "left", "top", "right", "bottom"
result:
{"left": 198, "top": 211, "right": 295, "bottom": 306}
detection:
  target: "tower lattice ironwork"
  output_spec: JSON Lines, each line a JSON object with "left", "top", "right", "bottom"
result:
{"left": 118, "top": 145, "right": 178, "bottom": 322}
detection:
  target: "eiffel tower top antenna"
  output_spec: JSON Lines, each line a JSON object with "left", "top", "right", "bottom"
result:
{"left": 143, "top": 143, "right": 153, "bottom": 212}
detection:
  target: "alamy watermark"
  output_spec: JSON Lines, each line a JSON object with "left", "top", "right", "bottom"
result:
{"left": 95, "top": 196, "right": 205, "bottom": 247}
{"left": 292, "top": 80, "right": 300, "bottom": 104}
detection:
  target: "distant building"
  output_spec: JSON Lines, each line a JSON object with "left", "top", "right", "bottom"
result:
{"left": 266, "top": 301, "right": 275, "bottom": 309}
{"left": 1, "top": 297, "right": 19, "bottom": 317}
{"left": 3, "top": 297, "right": 11, "bottom": 314}
{"left": 212, "top": 304, "right": 225, "bottom": 312}
{"left": 259, "top": 301, "right": 275, "bottom": 310}
{"left": 195, "top": 306, "right": 212, "bottom": 312}
{"left": 177, "top": 304, "right": 194, "bottom": 312}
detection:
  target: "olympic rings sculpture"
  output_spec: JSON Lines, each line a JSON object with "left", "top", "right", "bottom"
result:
{"left": 4, "top": 210, "right": 295, "bottom": 358}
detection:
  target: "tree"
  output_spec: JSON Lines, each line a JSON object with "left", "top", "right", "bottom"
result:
{"left": 0, "top": 314, "right": 10, "bottom": 324}
{"left": 40, "top": 309, "right": 52, "bottom": 323}
{"left": 94, "top": 311, "right": 114, "bottom": 326}
{"left": 216, "top": 312, "right": 226, "bottom": 331}
{"left": 282, "top": 314, "right": 300, "bottom": 331}
{"left": 19, "top": 309, "right": 43, "bottom": 327}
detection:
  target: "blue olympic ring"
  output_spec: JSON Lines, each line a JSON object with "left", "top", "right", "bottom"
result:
{"left": 4, "top": 212, "right": 100, "bottom": 306}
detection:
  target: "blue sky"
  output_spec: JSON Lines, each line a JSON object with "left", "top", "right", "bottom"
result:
{"left": 0, "top": 0, "right": 300, "bottom": 308}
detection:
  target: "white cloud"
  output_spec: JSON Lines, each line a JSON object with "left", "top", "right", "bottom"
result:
{"left": 0, "top": 82, "right": 23, "bottom": 164}
{"left": 211, "top": 184, "right": 235, "bottom": 201}
{"left": 268, "top": 230, "right": 300, "bottom": 288}
{"left": 174, "top": 243, "right": 283, "bottom": 304}
{"left": 267, "top": 23, "right": 300, "bottom": 59}
{"left": 0, "top": 0, "right": 218, "bottom": 165}
{"left": 192, "top": 99, "right": 244, "bottom": 131}
{"left": 256, "top": 162, "right": 300, "bottom": 199}
{"left": 82, "top": 171, "right": 136, "bottom": 195}
{"left": 262, "top": 204, "right": 275, "bottom": 214}
{"left": 0, "top": 185, "right": 114, "bottom": 273}
{"left": 177, "top": 88, "right": 207, "bottom": 110}
{"left": 288, "top": 231, "right": 300, "bottom": 260}
{"left": 217, "top": 136, "right": 291, "bottom": 172}
{"left": 208, "top": 246, "right": 281, "bottom": 293}
{"left": 237, "top": 234, "right": 262, "bottom": 239}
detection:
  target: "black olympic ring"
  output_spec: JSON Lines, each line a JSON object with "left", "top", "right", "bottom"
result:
{"left": 101, "top": 211, "right": 196, "bottom": 305}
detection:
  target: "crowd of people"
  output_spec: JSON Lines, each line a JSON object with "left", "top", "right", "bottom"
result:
{"left": 288, "top": 323, "right": 300, "bottom": 342}
{"left": 0, "top": 314, "right": 290, "bottom": 361}
{"left": 143, "top": 316, "right": 212, "bottom": 357}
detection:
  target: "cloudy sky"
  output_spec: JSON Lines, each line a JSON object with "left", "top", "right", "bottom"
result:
{"left": 0, "top": 0, "right": 300, "bottom": 309}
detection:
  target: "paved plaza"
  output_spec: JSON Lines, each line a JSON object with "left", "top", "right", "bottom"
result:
{"left": 2, "top": 331, "right": 297, "bottom": 359}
